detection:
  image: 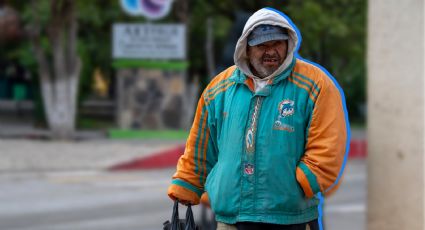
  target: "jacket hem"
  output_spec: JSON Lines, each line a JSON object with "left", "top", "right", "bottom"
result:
{"left": 215, "top": 206, "right": 319, "bottom": 225}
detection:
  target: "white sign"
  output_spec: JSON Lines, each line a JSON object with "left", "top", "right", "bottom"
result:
{"left": 113, "top": 23, "right": 186, "bottom": 60}
{"left": 120, "top": 0, "right": 174, "bottom": 20}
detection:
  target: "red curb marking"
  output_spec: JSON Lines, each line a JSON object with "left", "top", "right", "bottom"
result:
{"left": 349, "top": 139, "right": 367, "bottom": 158}
{"left": 108, "top": 144, "right": 186, "bottom": 171}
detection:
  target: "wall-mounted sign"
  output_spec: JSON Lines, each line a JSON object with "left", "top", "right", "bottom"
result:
{"left": 113, "top": 23, "right": 186, "bottom": 60}
{"left": 120, "top": 0, "right": 174, "bottom": 20}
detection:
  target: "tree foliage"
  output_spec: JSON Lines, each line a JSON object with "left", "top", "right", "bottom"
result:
{"left": 287, "top": 0, "right": 366, "bottom": 122}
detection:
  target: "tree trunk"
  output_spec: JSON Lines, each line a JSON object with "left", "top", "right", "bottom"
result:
{"left": 29, "top": 0, "right": 81, "bottom": 140}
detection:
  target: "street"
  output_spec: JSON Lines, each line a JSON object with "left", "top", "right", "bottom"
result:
{"left": 0, "top": 169, "right": 173, "bottom": 230}
{"left": 0, "top": 159, "right": 365, "bottom": 230}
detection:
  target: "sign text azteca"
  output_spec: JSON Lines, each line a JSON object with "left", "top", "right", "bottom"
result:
{"left": 113, "top": 23, "right": 186, "bottom": 60}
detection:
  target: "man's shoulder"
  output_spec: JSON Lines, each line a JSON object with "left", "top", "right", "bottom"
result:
{"left": 293, "top": 58, "right": 334, "bottom": 89}
{"left": 205, "top": 65, "right": 238, "bottom": 91}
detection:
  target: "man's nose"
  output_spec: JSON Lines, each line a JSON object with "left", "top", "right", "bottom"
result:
{"left": 264, "top": 48, "right": 277, "bottom": 55}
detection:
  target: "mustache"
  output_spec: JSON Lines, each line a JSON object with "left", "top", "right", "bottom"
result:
{"left": 262, "top": 53, "right": 281, "bottom": 61}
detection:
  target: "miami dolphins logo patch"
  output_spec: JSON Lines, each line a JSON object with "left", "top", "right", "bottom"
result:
{"left": 273, "top": 99, "right": 295, "bottom": 132}
{"left": 278, "top": 99, "right": 295, "bottom": 117}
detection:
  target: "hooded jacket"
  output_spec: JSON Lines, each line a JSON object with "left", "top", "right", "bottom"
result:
{"left": 168, "top": 8, "right": 348, "bottom": 225}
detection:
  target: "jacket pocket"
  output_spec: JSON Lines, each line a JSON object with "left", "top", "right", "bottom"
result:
{"left": 257, "top": 155, "right": 317, "bottom": 213}
{"left": 205, "top": 162, "right": 241, "bottom": 216}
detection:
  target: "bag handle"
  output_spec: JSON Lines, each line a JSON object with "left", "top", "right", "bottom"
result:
{"left": 165, "top": 200, "right": 197, "bottom": 230}
{"left": 185, "top": 204, "right": 196, "bottom": 230}
{"left": 171, "top": 200, "right": 182, "bottom": 230}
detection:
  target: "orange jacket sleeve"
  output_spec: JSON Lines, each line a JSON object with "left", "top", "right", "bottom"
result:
{"left": 296, "top": 73, "right": 348, "bottom": 198}
{"left": 167, "top": 91, "right": 218, "bottom": 205}
{"left": 166, "top": 66, "right": 237, "bottom": 204}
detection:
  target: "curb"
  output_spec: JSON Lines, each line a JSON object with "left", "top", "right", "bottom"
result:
{"left": 108, "top": 140, "right": 367, "bottom": 171}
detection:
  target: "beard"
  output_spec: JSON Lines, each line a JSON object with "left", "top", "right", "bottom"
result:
{"left": 249, "top": 53, "right": 284, "bottom": 78}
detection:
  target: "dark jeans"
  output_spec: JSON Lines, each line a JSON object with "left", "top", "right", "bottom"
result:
{"left": 235, "top": 219, "right": 320, "bottom": 230}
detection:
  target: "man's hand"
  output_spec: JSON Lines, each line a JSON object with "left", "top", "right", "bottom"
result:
{"left": 169, "top": 194, "right": 192, "bottom": 206}
{"left": 177, "top": 199, "right": 192, "bottom": 206}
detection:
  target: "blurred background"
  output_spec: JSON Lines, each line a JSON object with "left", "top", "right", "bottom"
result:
{"left": 0, "top": 0, "right": 368, "bottom": 229}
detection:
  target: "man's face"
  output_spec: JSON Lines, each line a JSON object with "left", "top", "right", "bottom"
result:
{"left": 247, "top": 40, "right": 288, "bottom": 78}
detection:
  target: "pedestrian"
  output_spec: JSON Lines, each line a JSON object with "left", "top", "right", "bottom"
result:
{"left": 168, "top": 7, "right": 348, "bottom": 230}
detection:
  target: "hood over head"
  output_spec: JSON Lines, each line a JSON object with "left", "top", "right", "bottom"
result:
{"left": 234, "top": 8, "right": 300, "bottom": 81}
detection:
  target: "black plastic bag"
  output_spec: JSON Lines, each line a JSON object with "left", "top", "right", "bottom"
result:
{"left": 163, "top": 200, "right": 200, "bottom": 230}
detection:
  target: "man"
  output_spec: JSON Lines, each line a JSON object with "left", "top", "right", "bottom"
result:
{"left": 168, "top": 7, "right": 348, "bottom": 230}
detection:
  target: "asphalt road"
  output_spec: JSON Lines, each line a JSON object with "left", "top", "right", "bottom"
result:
{"left": 0, "top": 160, "right": 365, "bottom": 230}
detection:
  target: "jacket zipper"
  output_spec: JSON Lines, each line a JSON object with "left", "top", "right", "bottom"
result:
{"left": 245, "top": 96, "right": 263, "bottom": 165}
